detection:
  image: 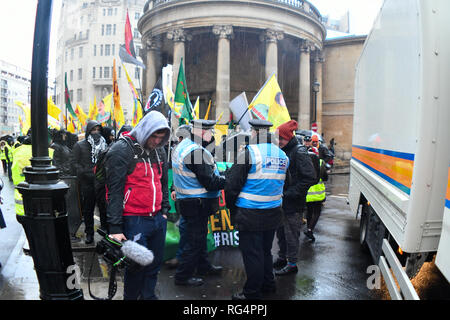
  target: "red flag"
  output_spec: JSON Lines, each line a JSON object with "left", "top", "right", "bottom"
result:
{"left": 125, "top": 10, "right": 136, "bottom": 58}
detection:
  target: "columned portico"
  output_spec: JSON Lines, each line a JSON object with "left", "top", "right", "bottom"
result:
{"left": 143, "top": 36, "right": 162, "bottom": 99}
{"left": 212, "top": 25, "right": 233, "bottom": 122}
{"left": 299, "top": 40, "right": 311, "bottom": 130}
{"left": 167, "top": 28, "right": 191, "bottom": 91}
{"left": 260, "top": 29, "right": 284, "bottom": 79}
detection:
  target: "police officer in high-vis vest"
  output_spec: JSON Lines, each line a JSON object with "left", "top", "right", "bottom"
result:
{"left": 172, "top": 119, "right": 226, "bottom": 287}
{"left": 11, "top": 134, "right": 54, "bottom": 216}
{"left": 304, "top": 155, "right": 328, "bottom": 242}
{"left": 225, "top": 119, "right": 289, "bottom": 300}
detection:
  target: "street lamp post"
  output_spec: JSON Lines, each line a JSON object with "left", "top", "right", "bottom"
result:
{"left": 312, "top": 80, "right": 320, "bottom": 129}
{"left": 16, "top": 0, "right": 83, "bottom": 300}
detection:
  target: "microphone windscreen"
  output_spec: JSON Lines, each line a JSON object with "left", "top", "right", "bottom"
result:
{"left": 121, "top": 241, "right": 154, "bottom": 266}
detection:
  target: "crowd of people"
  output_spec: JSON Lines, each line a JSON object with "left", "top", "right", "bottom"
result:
{"left": 1, "top": 110, "right": 333, "bottom": 300}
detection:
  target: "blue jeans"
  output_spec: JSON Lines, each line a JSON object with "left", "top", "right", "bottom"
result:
{"left": 122, "top": 214, "right": 167, "bottom": 300}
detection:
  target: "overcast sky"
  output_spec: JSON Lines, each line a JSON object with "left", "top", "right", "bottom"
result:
{"left": 0, "top": 0, "right": 383, "bottom": 82}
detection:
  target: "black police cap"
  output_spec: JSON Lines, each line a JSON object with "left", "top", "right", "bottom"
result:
{"left": 191, "top": 119, "right": 217, "bottom": 129}
{"left": 249, "top": 119, "right": 273, "bottom": 130}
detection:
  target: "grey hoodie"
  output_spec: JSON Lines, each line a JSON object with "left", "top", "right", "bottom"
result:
{"left": 129, "top": 111, "right": 170, "bottom": 148}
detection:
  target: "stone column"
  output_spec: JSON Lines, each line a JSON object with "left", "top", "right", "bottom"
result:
{"left": 260, "top": 29, "right": 284, "bottom": 79}
{"left": 212, "top": 25, "right": 233, "bottom": 122}
{"left": 314, "top": 51, "right": 324, "bottom": 134}
{"left": 298, "top": 40, "right": 311, "bottom": 130}
{"left": 143, "top": 35, "right": 162, "bottom": 99}
{"left": 167, "top": 28, "right": 191, "bottom": 91}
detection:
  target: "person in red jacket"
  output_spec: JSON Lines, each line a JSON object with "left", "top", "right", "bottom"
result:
{"left": 105, "top": 111, "right": 171, "bottom": 300}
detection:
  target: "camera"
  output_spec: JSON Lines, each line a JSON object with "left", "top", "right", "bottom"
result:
{"left": 95, "top": 229, "right": 141, "bottom": 272}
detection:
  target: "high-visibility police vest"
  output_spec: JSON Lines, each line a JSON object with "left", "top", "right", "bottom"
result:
{"left": 236, "top": 143, "right": 288, "bottom": 209}
{"left": 12, "top": 145, "right": 54, "bottom": 216}
{"left": 306, "top": 159, "right": 326, "bottom": 203}
{"left": 172, "top": 138, "right": 221, "bottom": 200}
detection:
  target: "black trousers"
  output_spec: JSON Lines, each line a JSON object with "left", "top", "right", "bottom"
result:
{"left": 239, "top": 229, "right": 276, "bottom": 299}
{"left": 174, "top": 214, "right": 211, "bottom": 281}
{"left": 79, "top": 182, "right": 106, "bottom": 235}
{"left": 306, "top": 201, "right": 323, "bottom": 232}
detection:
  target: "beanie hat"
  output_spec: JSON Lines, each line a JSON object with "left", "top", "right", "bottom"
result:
{"left": 277, "top": 120, "right": 298, "bottom": 141}
{"left": 311, "top": 135, "right": 319, "bottom": 142}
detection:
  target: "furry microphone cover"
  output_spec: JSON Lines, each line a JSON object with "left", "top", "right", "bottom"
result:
{"left": 121, "top": 241, "right": 154, "bottom": 266}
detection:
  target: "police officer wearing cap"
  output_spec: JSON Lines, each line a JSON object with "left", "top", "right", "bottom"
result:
{"left": 225, "top": 119, "right": 289, "bottom": 300}
{"left": 172, "top": 119, "right": 226, "bottom": 286}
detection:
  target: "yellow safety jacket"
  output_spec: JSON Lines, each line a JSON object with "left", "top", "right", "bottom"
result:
{"left": 306, "top": 159, "right": 326, "bottom": 203}
{"left": 12, "top": 144, "right": 54, "bottom": 216}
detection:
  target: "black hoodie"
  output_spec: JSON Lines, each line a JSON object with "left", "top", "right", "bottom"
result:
{"left": 72, "top": 120, "right": 102, "bottom": 183}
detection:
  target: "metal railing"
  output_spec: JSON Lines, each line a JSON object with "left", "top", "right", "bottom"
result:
{"left": 149, "top": 0, "right": 322, "bottom": 21}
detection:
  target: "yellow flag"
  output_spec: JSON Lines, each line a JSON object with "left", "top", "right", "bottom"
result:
{"left": 204, "top": 100, "right": 212, "bottom": 120}
{"left": 113, "top": 59, "right": 124, "bottom": 127}
{"left": 216, "top": 111, "right": 224, "bottom": 123}
{"left": 193, "top": 97, "right": 200, "bottom": 120}
{"left": 164, "top": 86, "right": 175, "bottom": 109}
{"left": 15, "top": 101, "right": 31, "bottom": 134}
{"left": 88, "top": 99, "right": 98, "bottom": 120}
{"left": 75, "top": 104, "right": 88, "bottom": 126}
{"left": 248, "top": 73, "right": 290, "bottom": 131}
{"left": 47, "top": 98, "right": 61, "bottom": 120}
{"left": 67, "top": 114, "right": 75, "bottom": 133}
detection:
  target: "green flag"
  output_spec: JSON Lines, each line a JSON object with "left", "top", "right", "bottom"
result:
{"left": 174, "top": 58, "right": 193, "bottom": 125}
{"left": 64, "top": 73, "right": 78, "bottom": 121}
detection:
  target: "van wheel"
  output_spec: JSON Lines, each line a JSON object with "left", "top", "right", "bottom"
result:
{"left": 359, "top": 203, "right": 370, "bottom": 250}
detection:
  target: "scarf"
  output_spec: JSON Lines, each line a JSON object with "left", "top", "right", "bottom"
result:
{"left": 87, "top": 134, "right": 107, "bottom": 164}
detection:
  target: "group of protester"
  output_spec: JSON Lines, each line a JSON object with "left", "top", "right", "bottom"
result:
{"left": 4, "top": 109, "right": 331, "bottom": 300}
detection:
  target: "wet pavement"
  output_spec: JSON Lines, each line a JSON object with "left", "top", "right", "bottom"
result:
{"left": 0, "top": 171, "right": 389, "bottom": 300}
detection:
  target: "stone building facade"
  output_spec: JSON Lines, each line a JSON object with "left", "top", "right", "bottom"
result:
{"left": 138, "top": 0, "right": 366, "bottom": 162}
{"left": 54, "top": 0, "right": 146, "bottom": 122}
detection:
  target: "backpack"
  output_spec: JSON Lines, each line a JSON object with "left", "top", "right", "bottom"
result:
{"left": 93, "top": 144, "right": 113, "bottom": 187}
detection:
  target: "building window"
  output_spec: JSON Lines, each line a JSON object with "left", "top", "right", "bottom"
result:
{"left": 135, "top": 12, "right": 140, "bottom": 20}
{"left": 99, "top": 67, "right": 102, "bottom": 78}
{"left": 103, "top": 8, "right": 106, "bottom": 16}
{"left": 65, "top": 50, "right": 68, "bottom": 62}
{"left": 134, "top": 28, "right": 140, "bottom": 39}
{"left": 104, "top": 66, "right": 110, "bottom": 78}
{"left": 101, "top": 24, "right": 104, "bottom": 36}
{"left": 105, "top": 44, "right": 111, "bottom": 56}
{"left": 100, "top": 44, "right": 103, "bottom": 56}
{"left": 118, "top": 66, "right": 121, "bottom": 78}
{"left": 70, "top": 70, "right": 74, "bottom": 81}
{"left": 70, "top": 48, "right": 74, "bottom": 60}
{"left": 106, "top": 24, "right": 112, "bottom": 36}
{"left": 78, "top": 68, "right": 82, "bottom": 80}
{"left": 108, "top": 8, "right": 113, "bottom": 16}
{"left": 114, "top": 8, "right": 118, "bottom": 16}
{"left": 94, "top": 45, "right": 96, "bottom": 56}
{"left": 92, "top": 67, "right": 96, "bottom": 79}
{"left": 112, "top": 44, "right": 115, "bottom": 55}
{"left": 77, "top": 89, "right": 82, "bottom": 101}
{"left": 69, "top": 90, "right": 73, "bottom": 101}
{"left": 113, "top": 24, "right": 116, "bottom": 35}
{"left": 79, "top": 46, "right": 83, "bottom": 58}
